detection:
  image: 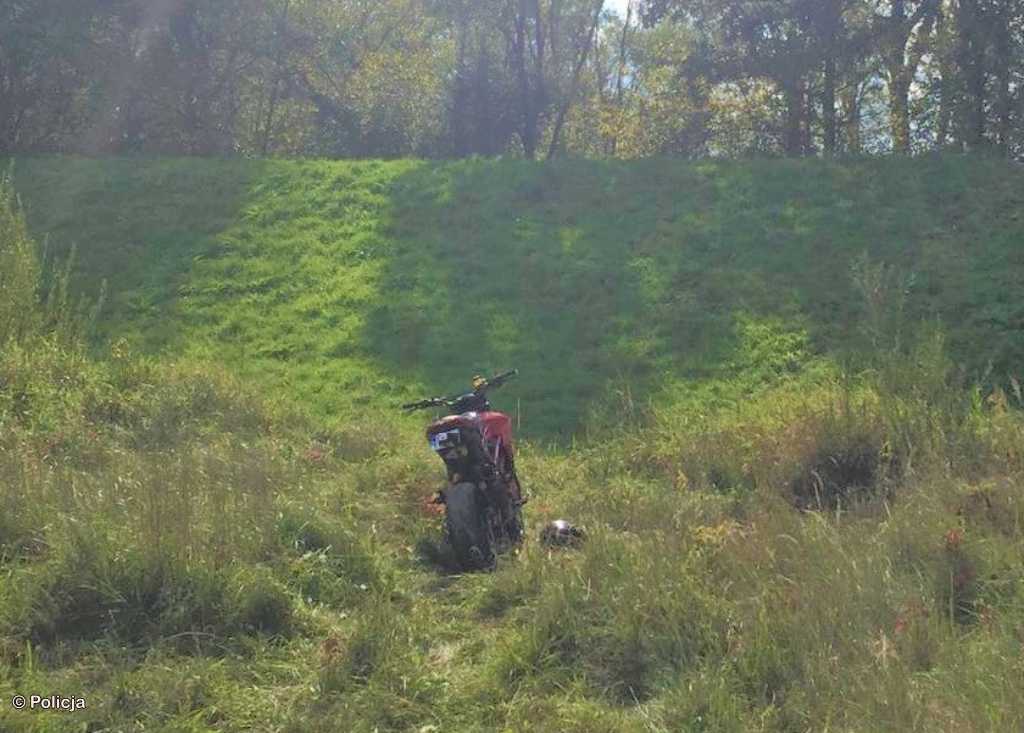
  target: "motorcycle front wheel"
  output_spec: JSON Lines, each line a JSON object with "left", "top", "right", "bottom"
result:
{"left": 444, "top": 482, "right": 496, "bottom": 572}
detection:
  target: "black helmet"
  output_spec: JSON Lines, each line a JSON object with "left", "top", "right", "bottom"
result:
{"left": 540, "top": 519, "right": 585, "bottom": 548}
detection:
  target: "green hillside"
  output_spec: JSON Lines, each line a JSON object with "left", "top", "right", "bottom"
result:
{"left": 3, "top": 158, "right": 1024, "bottom": 732}
{"left": 9, "top": 155, "right": 1024, "bottom": 437}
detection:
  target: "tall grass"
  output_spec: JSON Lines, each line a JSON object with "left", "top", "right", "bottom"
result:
{"left": 2, "top": 180, "right": 349, "bottom": 662}
{"left": 0, "top": 173, "right": 40, "bottom": 343}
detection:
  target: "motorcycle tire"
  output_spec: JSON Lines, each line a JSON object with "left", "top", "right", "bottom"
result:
{"left": 444, "top": 482, "right": 496, "bottom": 572}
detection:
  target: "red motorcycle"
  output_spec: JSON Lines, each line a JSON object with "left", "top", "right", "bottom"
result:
{"left": 402, "top": 370, "right": 525, "bottom": 571}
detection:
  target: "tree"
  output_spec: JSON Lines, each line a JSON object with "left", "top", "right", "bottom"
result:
{"left": 284, "top": 0, "right": 449, "bottom": 157}
{"left": 875, "top": 0, "right": 939, "bottom": 153}
{"left": 546, "top": 0, "right": 606, "bottom": 158}
{"left": 0, "top": 0, "right": 117, "bottom": 153}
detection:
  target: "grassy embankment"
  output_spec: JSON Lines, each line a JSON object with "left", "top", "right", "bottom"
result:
{"left": 1, "top": 156, "right": 1023, "bottom": 731}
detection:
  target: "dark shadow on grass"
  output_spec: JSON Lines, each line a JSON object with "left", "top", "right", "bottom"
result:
{"left": 367, "top": 155, "right": 1024, "bottom": 441}
{"left": 364, "top": 158, "right": 760, "bottom": 440}
{"left": 12, "top": 157, "right": 267, "bottom": 355}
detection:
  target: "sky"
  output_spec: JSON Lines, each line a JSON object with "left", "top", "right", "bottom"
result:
{"left": 606, "top": 0, "right": 631, "bottom": 17}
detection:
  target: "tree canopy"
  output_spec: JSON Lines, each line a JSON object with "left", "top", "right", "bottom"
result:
{"left": 1, "top": 0, "right": 1021, "bottom": 158}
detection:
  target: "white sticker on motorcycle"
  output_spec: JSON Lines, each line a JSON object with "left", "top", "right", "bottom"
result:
{"left": 430, "top": 430, "right": 460, "bottom": 451}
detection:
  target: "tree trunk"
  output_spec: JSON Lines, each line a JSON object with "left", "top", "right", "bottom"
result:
{"left": 610, "top": 0, "right": 633, "bottom": 156}
{"left": 261, "top": 0, "right": 291, "bottom": 157}
{"left": 888, "top": 72, "right": 911, "bottom": 153}
{"left": 512, "top": 9, "right": 538, "bottom": 158}
{"left": 527, "top": 0, "right": 546, "bottom": 158}
{"left": 993, "top": 8, "right": 1011, "bottom": 154}
{"left": 802, "top": 81, "right": 815, "bottom": 155}
{"left": 783, "top": 80, "right": 805, "bottom": 156}
{"left": 547, "top": 0, "right": 604, "bottom": 160}
{"left": 882, "top": 0, "right": 938, "bottom": 153}
{"left": 819, "top": 0, "right": 842, "bottom": 156}
{"left": 451, "top": 10, "right": 469, "bottom": 156}
{"left": 823, "top": 55, "right": 837, "bottom": 155}
{"left": 967, "top": 58, "right": 986, "bottom": 148}
{"left": 935, "top": 2, "right": 953, "bottom": 148}
{"left": 958, "top": 0, "right": 987, "bottom": 148}
{"left": 841, "top": 84, "right": 862, "bottom": 154}
{"left": 473, "top": 40, "right": 499, "bottom": 155}
{"left": 885, "top": 0, "right": 910, "bottom": 153}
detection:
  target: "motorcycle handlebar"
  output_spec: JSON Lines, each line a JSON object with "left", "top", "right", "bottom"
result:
{"left": 400, "top": 369, "right": 518, "bottom": 411}
{"left": 487, "top": 369, "right": 518, "bottom": 389}
{"left": 401, "top": 397, "right": 444, "bottom": 412}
